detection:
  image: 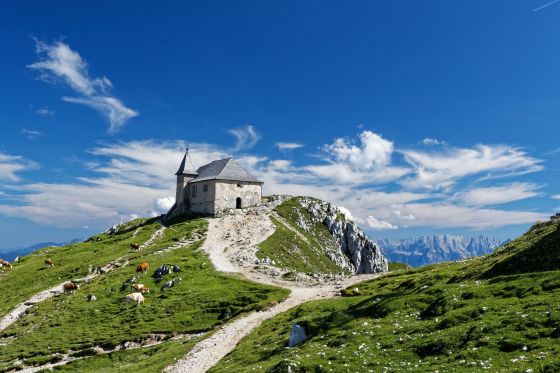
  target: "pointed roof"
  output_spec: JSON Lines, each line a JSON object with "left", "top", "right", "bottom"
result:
{"left": 175, "top": 149, "right": 198, "bottom": 176}
{"left": 190, "top": 158, "right": 262, "bottom": 183}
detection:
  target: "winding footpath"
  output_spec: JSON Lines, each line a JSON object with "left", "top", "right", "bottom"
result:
{"left": 164, "top": 204, "right": 381, "bottom": 373}
{"left": 0, "top": 224, "right": 166, "bottom": 333}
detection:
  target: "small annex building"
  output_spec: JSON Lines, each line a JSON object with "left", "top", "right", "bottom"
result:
{"left": 166, "top": 149, "right": 263, "bottom": 219}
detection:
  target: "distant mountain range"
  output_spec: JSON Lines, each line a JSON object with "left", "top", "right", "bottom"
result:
{"left": 0, "top": 239, "right": 83, "bottom": 262}
{"left": 377, "top": 235, "right": 508, "bottom": 267}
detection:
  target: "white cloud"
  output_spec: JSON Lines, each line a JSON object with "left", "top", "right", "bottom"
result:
{"left": 21, "top": 128, "right": 43, "bottom": 140}
{"left": 276, "top": 142, "right": 304, "bottom": 151}
{"left": 228, "top": 125, "right": 261, "bottom": 152}
{"left": 307, "top": 131, "right": 410, "bottom": 185}
{"left": 366, "top": 216, "right": 398, "bottom": 230}
{"left": 28, "top": 39, "right": 138, "bottom": 133}
{"left": 376, "top": 203, "right": 546, "bottom": 230}
{"left": 0, "top": 141, "right": 227, "bottom": 228}
{"left": 324, "top": 131, "right": 394, "bottom": 170}
{"left": 35, "top": 107, "right": 54, "bottom": 117}
{"left": 337, "top": 206, "right": 354, "bottom": 221}
{"left": 393, "top": 210, "right": 415, "bottom": 221}
{"left": 401, "top": 145, "right": 543, "bottom": 191}
{"left": 156, "top": 196, "right": 175, "bottom": 212}
{"left": 420, "top": 138, "right": 448, "bottom": 146}
{"left": 553, "top": 194, "right": 560, "bottom": 200}
{"left": 0, "top": 152, "right": 38, "bottom": 182}
{"left": 453, "top": 183, "right": 541, "bottom": 207}
{"left": 0, "top": 132, "right": 548, "bottom": 232}
{"left": 62, "top": 96, "right": 138, "bottom": 134}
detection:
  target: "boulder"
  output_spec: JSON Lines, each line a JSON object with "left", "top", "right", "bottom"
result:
{"left": 288, "top": 323, "right": 307, "bottom": 347}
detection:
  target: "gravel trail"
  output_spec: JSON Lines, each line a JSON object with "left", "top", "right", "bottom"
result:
{"left": 165, "top": 204, "right": 380, "bottom": 373}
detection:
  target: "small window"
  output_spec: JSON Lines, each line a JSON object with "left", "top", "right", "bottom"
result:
{"left": 203, "top": 183, "right": 208, "bottom": 192}
{"left": 191, "top": 184, "right": 197, "bottom": 197}
{"left": 237, "top": 183, "right": 243, "bottom": 188}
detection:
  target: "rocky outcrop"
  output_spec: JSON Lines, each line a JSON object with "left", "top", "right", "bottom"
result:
{"left": 298, "top": 197, "right": 388, "bottom": 274}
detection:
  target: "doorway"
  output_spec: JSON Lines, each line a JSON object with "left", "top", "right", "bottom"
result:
{"left": 236, "top": 197, "right": 242, "bottom": 209}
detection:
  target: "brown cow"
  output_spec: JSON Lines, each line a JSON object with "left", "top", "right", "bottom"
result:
{"left": 0, "top": 259, "right": 12, "bottom": 270}
{"left": 63, "top": 282, "right": 79, "bottom": 294}
{"left": 131, "top": 283, "right": 145, "bottom": 291}
{"left": 136, "top": 262, "right": 149, "bottom": 275}
{"left": 130, "top": 243, "right": 140, "bottom": 250}
{"left": 45, "top": 258, "right": 54, "bottom": 267}
{"left": 139, "top": 287, "right": 150, "bottom": 294}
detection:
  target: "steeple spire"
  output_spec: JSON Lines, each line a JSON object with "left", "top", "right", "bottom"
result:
{"left": 175, "top": 148, "right": 189, "bottom": 175}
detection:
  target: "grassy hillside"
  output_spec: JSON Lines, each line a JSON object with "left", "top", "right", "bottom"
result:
{"left": 213, "top": 218, "right": 560, "bottom": 372}
{"left": 0, "top": 217, "right": 160, "bottom": 317}
{"left": 0, "top": 217, "right": 288, "bottom": 372}
{"left": 257, "top": 198, "right": 349, "bottom": 274}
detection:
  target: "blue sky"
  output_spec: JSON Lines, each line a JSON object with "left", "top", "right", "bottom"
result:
{"left": 1, "top": 1, "right": 560, "bottom": 250}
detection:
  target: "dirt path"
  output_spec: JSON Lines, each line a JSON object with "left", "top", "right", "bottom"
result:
{"left": 164, "top": 204, "right": 380, "bottom": 373}
{"left": 0, "top": 223, "right": 167, "bottom": 333}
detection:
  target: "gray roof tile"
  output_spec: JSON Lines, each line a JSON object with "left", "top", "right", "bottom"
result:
{"left": 190, "top": 158, "right": 262, "bottom": 183}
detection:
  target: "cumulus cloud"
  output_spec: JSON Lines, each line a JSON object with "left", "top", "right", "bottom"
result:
{"left": 0, "top": 152, "right": 38, "bottom": 182}
{"left": 553, "top": 194, "right": 560, "bottom": 200}
{"left": 453, "top": 183, "right": 542, "bottom": 207}
{"left": 401, "top": 145, "right": 543, "bottom": 191}
{"left": 28, "top": 39, "right": 138, "bottom": 133}
{"left": 307, "top": 131, "right": 410, "bottom": 185}
{"left": 228, "top": 125, "right": 261, "bottom": 152}
{"left": 325, "top": 131, "right": 394, "bottom": 170}
{"left": 156, "top": 196, "right": 175, "bottom": 212}
{"left": 276, "top": 142, "right": 304, "bottom": 151}
{"left": 366, "top": 216, "right": 398, "bottom": 230}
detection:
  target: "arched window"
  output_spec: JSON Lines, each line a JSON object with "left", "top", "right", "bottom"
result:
{"left": 236, "top": 197, "right": 242, "bottom": 209}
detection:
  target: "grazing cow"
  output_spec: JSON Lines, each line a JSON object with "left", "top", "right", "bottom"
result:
{"left": 139, "top": 287, "right": 150, "bottom": 294}
{"left": 45, "top": 258, "right": 54, "bottom": 267}
{"left": 0, "top": 259, "right": 12, "bottom": 270}
{"left": 130, "top": 243, "right": 140, "bottom": 250}
{"left": 161, "top": 279, "right": 175, "bottom": 290}
{"left": 63, "top": 282, "right": 79, "bottom": 294}
{"left": 136, "top": 262, "right": 149, "bottom": 275}
{"left": 131, "top": 283, "right": 145, "bottom": 291}
{"left": 124, "top": 292, "right": 145, "bottom": 306}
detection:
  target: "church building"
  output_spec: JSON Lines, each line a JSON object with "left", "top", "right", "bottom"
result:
{"left": 166, "top": 149, "right": 263, "bottom": 218}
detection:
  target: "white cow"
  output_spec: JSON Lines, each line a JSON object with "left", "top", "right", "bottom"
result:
{"left": 124, "top": 292, "right": 145, "bottom": 307}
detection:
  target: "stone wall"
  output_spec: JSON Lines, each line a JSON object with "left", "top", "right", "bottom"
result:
{"left": 214, "top": 181, "right": 262, "bottom": 212}
{"left": 188, "top": 180, "right": 217, "bottom": 215}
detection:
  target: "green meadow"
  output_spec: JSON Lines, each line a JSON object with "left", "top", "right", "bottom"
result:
{"left": 213, "top": 219, "right": 560, "bottom": 372}
{"left": 0, "top": 217, "right": 288, "bottom": 372}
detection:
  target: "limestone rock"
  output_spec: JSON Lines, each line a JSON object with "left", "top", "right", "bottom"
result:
{"left": 298, "top": 197, "right": 388, "bottom": 274}
{"left": 288, "top": 323, "right": 307, "bottom": 347}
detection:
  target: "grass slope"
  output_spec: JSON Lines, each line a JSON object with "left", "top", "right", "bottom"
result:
{"left": 0, "top": 217, "right": 288, "bottom": 372}
{"left": 0, "top": 217, "right": 160, "bottom": 317}
{"left": 213, "top": 219, "right": 560, "bottom": 372}
{"left": 257, "top": 198, "right": 348, "bottom": 274}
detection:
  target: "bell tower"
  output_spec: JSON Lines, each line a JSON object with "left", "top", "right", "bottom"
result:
{"left": 174, "top": 148, "right": 198, "bottom": 213}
